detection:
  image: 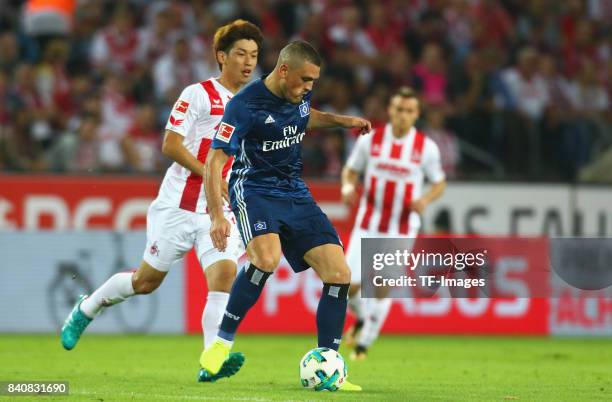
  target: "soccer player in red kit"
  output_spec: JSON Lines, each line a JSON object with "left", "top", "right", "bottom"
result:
{"left": 342, "top": 87, "right": 446, "bottom": 360}
{"left": 61, "top": 20, "right": 263, "bottom": 382}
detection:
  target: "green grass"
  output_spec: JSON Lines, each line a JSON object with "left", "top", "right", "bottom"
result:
{"left": 1, "top": 334, "right": 611, "bottom": 401}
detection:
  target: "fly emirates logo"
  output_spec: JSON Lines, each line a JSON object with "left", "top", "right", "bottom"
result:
{"left": 262, "top": 125, "right": 305, "bottom": 152}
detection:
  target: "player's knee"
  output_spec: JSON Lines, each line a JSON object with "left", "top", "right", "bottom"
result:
{"left": 207, "top": 269, "right": 236, "bottom": 292}
{"left": 349, "top": 283, "right": 361, "bottom": 297}
{"left": 336, "top": 267, "right": 351, "bottom": 284}
{"left": 132, "top": 276, "right": 162, "bottom": 294}
{"left": 322, "top": 265, "right": 351, "bottom": 284}
{"left": 375, "top": 285, "right": 391, "bottom": 299}
{"left": 250, "top": 255, "right": 279, "bottom": 272}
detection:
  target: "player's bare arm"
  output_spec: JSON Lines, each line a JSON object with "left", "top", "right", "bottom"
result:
{"left": 204, "top": 148, "right": 232, "bottom": 251}
{"left": 162, "top": 130, "right": 206, "bottom": 176}
{"left": 308, "top": 108, "right": 371, "bottom": 134}
{"left": 341, "top": 166, "right": 360, "bottom": 207}
{"left": 411, "top": 180, "right": 446, "bottom": 214}
{"left": 163, "top": 129, "right": 229, "bottom": 202}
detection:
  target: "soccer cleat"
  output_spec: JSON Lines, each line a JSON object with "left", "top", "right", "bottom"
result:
{"left": 340, "top": 380, "right": 363, "bottom": 391}
{"left": 349, "top": 345, "right": 368, "bottom": 362}
{"left": 349, "top": 351, "right": 367, "bottom": 361}
{"left": 343, "top": 320, "right": 363, "bottom": 348}
{"left": 198, "top": 352, "right": 245, "bottom": 382}
{"left": 349, "top": 345, "right": 368, "bottom": 361}
{"left": 199, "top": 339, "right": 231, "bottom": 376}
{"left": 61, "top": 295, "right": 93, "bottom": 350}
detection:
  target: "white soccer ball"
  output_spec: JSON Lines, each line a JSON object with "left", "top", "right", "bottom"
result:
{"left": 299, "top": 347, "right": 347, "bottom": 391}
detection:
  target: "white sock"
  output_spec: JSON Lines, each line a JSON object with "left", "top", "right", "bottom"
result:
{"left": 80, "top": 272, "right": 135, "bottom": 318}
{"left": 348, "top": 288, "right": 365, "bottom": 322}
{"left": 357, "top": 298, "right": 392, "bottom": 348}
{"left": 202, "top": 291, "right": 229, "bottom": 349}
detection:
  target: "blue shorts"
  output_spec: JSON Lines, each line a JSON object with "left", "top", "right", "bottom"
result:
{"left": 232, "top": 194, "right": 342, "bottom": 272}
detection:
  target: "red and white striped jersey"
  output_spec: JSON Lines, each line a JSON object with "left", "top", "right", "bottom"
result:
{"left": 156, "top": 78, "right": 233, "bottom": 213}
{"left": 346, "top": 124, "right": 445, "bottom": 235}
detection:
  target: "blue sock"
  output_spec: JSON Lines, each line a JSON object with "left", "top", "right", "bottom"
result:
{"left": 217, "top": 263, "right": 271, "bottom": 342}
{"left": 317, "top": 283, "right": 349, "bottom": 350}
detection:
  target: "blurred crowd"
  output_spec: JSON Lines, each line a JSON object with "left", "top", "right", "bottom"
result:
{"left": 0, "top": 0, "right": 610, "bottom": 182}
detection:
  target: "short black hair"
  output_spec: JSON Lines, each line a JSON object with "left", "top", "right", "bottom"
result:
{"left": 278, "top": 40, "right": 322, "bottom": 68}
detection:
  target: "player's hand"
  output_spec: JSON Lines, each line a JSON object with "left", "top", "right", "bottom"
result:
{"left": 411, "top": 198, "right": 428, "bottom": 215}
{"left": 345, "top": 117, "right": 372, "bottom": 135}
{"left": 221, "top": 180, "right": 229, "bottom": 203}
{"left": 341, "top": 183, "right": 358, "bottom": 207}
{"left": 210, "top": 217, "right": 231, "bottom": 252}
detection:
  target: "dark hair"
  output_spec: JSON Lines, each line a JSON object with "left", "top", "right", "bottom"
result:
{"left": 278, "top": 40, "right": 322, "bottom": 68}
{"left": 213, "top": 19, "right": 263, "bottom": 70}
{"left": 391, "top": 86, "right": 420, "bottom": 106}
{"left": 394, "top": 86, "right": 418, "bottom": 99}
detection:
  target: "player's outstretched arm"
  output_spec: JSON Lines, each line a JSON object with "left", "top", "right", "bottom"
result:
{"left": 204, "top": 148, "right": 232, "bottom": 251}
{"left": 341, "top": 131, "right": 369, "bottom": 206}
{"left": 412, "top": 180, "right": 446, "bottom": 214}
{"left": 341, "top": 166, "right": 360, "bottom": 207}
{"left": 412, "top": 139, "right": 447, "bottom": 214}
{"left": 162, "top": 130, "right": 206, "bottom": 176}
{"left": 308, "top": 108, "right": 371, "bottom": 135}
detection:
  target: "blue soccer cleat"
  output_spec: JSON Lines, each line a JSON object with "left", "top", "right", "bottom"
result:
{"left": 198, "top": 352, "right": 245, "bottom": 382}
{"left": 61, "top": 295, "right": 92, "bottom": 350}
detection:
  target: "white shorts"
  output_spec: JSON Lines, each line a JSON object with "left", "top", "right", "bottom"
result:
{"left": 346, "top": 228, "right": 418, "bottom": 284}
{"left": 143, "top": 200, "right": 245, "bottom": 272}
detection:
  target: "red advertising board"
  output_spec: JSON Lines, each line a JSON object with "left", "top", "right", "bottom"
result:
{"left": 184, "top": 239, "right": 550, "bottom": 335}
{"left": 1, "top": 175, "right": 549, "bottom": 335}
{"left": 0, "top": 175, "right": 159, "bottom": 230}
{"left": 0, "top": 175, "right": 352, "bottom": 232}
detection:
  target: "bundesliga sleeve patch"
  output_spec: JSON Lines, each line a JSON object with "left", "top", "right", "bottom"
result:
{"left": 215, "top": 122, "right": 235, "bottom": 143}
{"left": 173, "top": 99, "right": 190, "bottom": 115}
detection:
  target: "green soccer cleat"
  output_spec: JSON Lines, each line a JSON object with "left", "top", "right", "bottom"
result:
{"left": 60, "top": 295, "right": 92, "bottom": 350}
{"left": 197, "top": 352, "right": 245, "bottom": 382}
{"left": 199, "top": 339, "right": 231, "bottom": 375}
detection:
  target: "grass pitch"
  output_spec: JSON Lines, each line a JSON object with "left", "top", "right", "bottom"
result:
{"left": 1, "top": 334, "right": 611, "bottom": 401}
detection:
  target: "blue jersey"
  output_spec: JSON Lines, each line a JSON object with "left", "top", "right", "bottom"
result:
{"left": 212, "top": 77, "right": 312, "bottom": 201}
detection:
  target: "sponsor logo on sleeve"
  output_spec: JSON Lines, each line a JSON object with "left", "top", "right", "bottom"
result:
{"left": 169, "top": 115, "right": 184, "bottom": 127}
{"left": 174, "top": 100, "right": 190, "bottom": 114}
{"left": 215, "top": 122, "right": 235, "bottom": 143}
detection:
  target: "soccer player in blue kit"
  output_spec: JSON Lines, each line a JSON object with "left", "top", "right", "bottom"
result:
{"left": 200, "top": 41, "right": 371, "bottom": 391}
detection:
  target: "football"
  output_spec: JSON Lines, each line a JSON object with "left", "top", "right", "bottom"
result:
{"left": 299, "top": 347, "right": 347, "bottom": 391}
